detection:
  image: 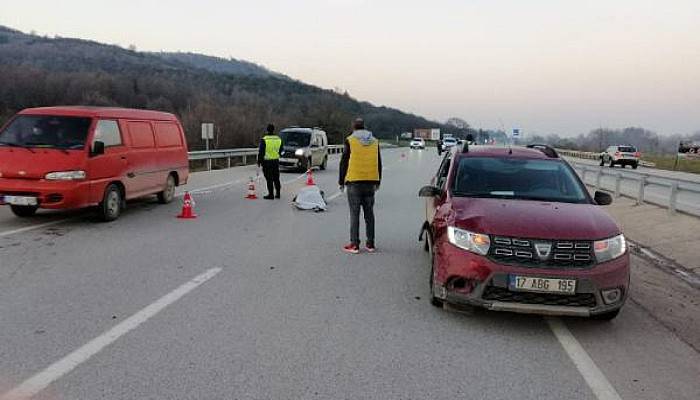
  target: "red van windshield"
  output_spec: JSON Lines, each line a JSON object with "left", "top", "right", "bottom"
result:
{"left": 0, "top": 115, "right": 92, "bottom": 150}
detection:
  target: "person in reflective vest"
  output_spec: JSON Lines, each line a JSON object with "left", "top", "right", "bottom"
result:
{"left": 257, "top": 124, "right": 283, "bottom": 199}
{"left": 338, "top": 118, "right": 382, "bottom": 254}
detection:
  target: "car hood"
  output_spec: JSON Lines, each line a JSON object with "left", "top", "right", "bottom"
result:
{"left": 0, "top": 148, "right": 85, "bottom": 179}
{"left": 450, "top": 197, "right": 620, "bottom": 240}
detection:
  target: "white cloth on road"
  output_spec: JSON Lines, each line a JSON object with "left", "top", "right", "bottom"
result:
{"left": 292, "top": 185, "right": 327, "bottom": 212}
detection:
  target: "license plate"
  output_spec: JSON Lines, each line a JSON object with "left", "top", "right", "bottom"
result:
{"left": 280, "top": 158, "right": 297, "bottom": 163}
{"left": 509, "top": 275, "right": 576, "bottom": 294}
{"left": 0, "top": 195, "right": 38, "bottom": 206}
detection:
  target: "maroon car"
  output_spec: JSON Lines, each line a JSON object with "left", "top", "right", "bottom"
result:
{"left": 419, "top": 144, "right": 629, "bottom": 320}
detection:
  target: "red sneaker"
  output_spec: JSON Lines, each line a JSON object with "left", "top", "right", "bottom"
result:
{"left": 365, "top": 243, "right": 377, "bottom": 253}
{"left": 343, "top": 243, "right": 360, "bottom": 254}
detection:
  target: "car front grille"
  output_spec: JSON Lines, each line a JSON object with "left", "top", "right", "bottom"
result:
{"left": 488, "top": 236, "right": 595, "bottom": 268}
{"left": 482, "top": 286, "right": 596, "bottom": 308}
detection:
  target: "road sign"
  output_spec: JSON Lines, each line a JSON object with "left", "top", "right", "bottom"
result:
{"left": 512, "top": 128, "right": 520, "bottom": 137}
{"left": 201, "top": 123, "right": 214, "bottom": 140}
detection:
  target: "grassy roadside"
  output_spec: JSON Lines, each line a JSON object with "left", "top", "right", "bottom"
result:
{"left": 642, "top": 154, "right": 700, "bottom": 174}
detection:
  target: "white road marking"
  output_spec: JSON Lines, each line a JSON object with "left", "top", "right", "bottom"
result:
{"left": 0, "top": 219, "right": 73, "bottom": 239}
{"left": 0, "top": 268, "right": 222, "bottom": 400}
{"left": 546, "top": 317, "right": 622, "bottom": 400}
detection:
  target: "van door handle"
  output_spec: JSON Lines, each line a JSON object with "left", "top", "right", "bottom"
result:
{"left": 120, "top": 156, "right": 127, "bottom": 160}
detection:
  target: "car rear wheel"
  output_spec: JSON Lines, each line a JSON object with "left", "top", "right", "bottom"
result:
{"left": 427, "top": 234, "right": 444, "bottom": 308}
{"left": 99, "top": 184, "right": 122, "bottom": 222}
{"left": 632, "top": 163, "right": 638, "bottom": 169}
{"left": 10, "top": 205, "right": 38, "bottom": 217}
{"left": 591, "top": 309, "right": 620, "bottom": 321}
{"left": 157, "top": 174, "right": 176, "bottom": 204}
{"left": 609, "top": 159, "right": 615, "bottom": 168}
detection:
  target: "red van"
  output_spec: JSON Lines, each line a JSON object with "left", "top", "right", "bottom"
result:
{"left": 0, "top": 107, "right": 189, "bottom": 221}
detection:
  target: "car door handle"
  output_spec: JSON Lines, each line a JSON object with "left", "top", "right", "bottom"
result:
{"left": 120, "top": 156, "right": 127, "bottom": 160}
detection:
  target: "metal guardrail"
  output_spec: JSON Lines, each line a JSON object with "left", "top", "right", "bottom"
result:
{"left": 188, "top": 145, "right": 345, "bottom": 170}
{"left": 569, "top": 161, "right": 700, "bottom": 216}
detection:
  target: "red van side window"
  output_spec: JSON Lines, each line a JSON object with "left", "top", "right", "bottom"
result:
{"left": 127, "top": 121, "right": 155, "bottom": 149}
{"left": 155, "top": 122, "right": 183, "bottom": 148}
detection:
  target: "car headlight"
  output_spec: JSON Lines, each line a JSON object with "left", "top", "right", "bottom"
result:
{"left": 594, "top": 234, "right": 626, "bottom": 263}
{"left": 45, "top": 170, "right": 86, "bottom": 181}
{"left": 447, "top": 226, "right": 490, "bottom": 255}
{"left": 295, "top": 149, "right": 305, "bottom": 156}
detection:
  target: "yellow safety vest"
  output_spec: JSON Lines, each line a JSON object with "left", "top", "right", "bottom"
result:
{"left": 345, "top": 136, "right": 380, "bottom": 182}
{"left": 263, "top": 135, "right": 282, "bottom": 160}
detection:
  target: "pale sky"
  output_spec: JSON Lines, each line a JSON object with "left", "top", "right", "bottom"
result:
{"left": 1, "top": 0, "right": 699, "bottom": 136}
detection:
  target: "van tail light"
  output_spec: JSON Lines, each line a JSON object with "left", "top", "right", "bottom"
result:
{"left": 614, "top": 151, "right": 621, "bottom": 157}
{"left": 634, "top": 152, "right": 641, "bottom": 158}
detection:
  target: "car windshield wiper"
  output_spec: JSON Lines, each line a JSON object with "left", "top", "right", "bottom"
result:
{"left": 24, "top": 142, "right": 70, "bottom": 154}
{"left": 0, "top": 141, "right": 36, "bottom": 153}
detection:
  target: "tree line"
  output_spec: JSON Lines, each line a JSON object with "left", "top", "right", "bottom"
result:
{"left": 0, "top": 26, "right": 449, "bottom": 149}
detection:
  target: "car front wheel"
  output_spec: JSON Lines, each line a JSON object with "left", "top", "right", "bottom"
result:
{"left": 99, "top": 184, "right": 122, "bottom": 222}
{"left": 10, "top": 205, "right": 38, "bottom": 217}
{"left": 427, "top": 234, "right": 444, "bottom": 308}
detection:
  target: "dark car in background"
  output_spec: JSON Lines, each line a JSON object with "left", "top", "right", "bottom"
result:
{"left": 419, "top": 144, "right": 629, "bottom": 320}
{"left": 278, "top": 127, "right": 328, "bottom": 171}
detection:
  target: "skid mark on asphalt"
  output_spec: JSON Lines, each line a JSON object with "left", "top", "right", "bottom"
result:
{"left": 0, "top": 268, "right": 222, "bottom": 400}
{"left": 0, "top": 219, "right": 74, "bottom": 239}
{"left": 546, "top": 317, "right": 622, "bottom": 400}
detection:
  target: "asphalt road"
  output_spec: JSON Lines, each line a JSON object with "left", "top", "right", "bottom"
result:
{"left": 0, "top": 149, "right": 698, "bottom": 400}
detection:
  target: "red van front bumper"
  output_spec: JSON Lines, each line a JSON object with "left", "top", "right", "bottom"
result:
{"left": 0, "top": 178, "right": 93, "bottom": 209}
{"left": 432, "top": 241, "right": 630, "bottom": 317}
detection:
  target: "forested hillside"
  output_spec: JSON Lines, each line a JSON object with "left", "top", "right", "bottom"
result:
{"left": 0, "top": 26, "right": 448, "bottom": 148}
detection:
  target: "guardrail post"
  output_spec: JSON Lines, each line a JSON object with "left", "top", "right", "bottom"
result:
{"left": 636, "top": 176, "right": 647, "bottom": 205}
{"left": 242, "top": 155, "right": 247, "bottom": 166}
{"left": 228, "top": 156, "right": 232, "bottom": 169}
{"left": 614, "top": 173, "right": 622, "bottom": 197}
{"left": 595, "top": 169, "right": 602, "bottom": 189}
{"left": 668, "top": 182, "right": 679, "bottom": 214}
{"left": 207, "top": 158, "right": 212, "bottom": 171}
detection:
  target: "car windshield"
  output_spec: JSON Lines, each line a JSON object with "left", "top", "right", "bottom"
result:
{"left": 444, "top": 138, "right": 456, "bottom": 143}
{"left": 0, "top": 115, "right": 92, "bottom": 150}
{"left": 280, "top": 130, "right": 310, "bottom": 147}
{"left": 618, "top": 146, "right": 636, "bottom": 153}
{"left": 452, "top": 157, "right": 588, "bottom": 203}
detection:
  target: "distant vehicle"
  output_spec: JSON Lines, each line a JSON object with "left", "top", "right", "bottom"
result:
{"left": 599, "top": 145, "right": 640, "bottom": 169}
{"left": 278, "top": 127, "right": 328, "bottom": 171}
{"left": 0, "top": 106, "right": 190, "bottom": 221}
{"left": 410, "top": 138, "right": 426, "bottom": 149}
{"left": 441, "top": 137, "right": 458, "bottom": 151}
{"left": 419, "top": 144, "right": 628, "bottom": 320}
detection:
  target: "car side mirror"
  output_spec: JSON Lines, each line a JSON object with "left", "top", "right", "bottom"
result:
{"left": 91, "top": 141, "right": 105, "bottom": 156}
{"left": 594, "top": 190, "right": 613, "bottom": 206}
{"left": 419, "top": 185, "right": 442, "bottom": 197}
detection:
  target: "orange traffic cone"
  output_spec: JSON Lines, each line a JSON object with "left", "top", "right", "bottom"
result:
{"left": 306, "top": 168, "right": 315, "bottom": 186}
{"left": 245, "top": 176, "right": 258, "bottom": 199}
{"left": 177, "top": 192, "right": 198, "bottom": 219}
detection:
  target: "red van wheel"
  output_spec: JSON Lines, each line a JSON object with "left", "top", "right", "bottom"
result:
{"left": 99, "top": 184, "right": 122, "bottom": 222}
{"left": 158, "top": 175, "right": 176, "bottom": 204}
{"left": 10, "top": 205, "right": 38, "bottom": 218}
